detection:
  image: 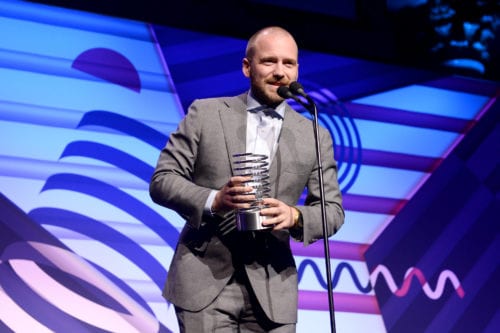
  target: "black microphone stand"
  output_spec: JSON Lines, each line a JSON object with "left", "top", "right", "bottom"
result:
{"left": 278, "top": 85, "right": 336, "bottom": 333}
{"left": 303, "top": 97, "right": 337, "bottom": 333}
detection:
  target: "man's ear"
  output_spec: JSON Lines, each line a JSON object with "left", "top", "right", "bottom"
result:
{"left": 242, "top": 58, "right": 251, "bottom": 78}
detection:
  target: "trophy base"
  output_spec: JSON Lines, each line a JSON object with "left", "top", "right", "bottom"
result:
{"left": 236, "top": 209, "right": 272, "bottom": 231}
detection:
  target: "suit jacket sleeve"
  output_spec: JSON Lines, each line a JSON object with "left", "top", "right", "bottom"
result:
{"left": 280, "top": 110, "right": 345, "bottom": 246}
{"left": 149, "top": 98, "right": 230, "bottom": 229}
{"left": 299, "top": 125, "right": 344, "bottom": 246}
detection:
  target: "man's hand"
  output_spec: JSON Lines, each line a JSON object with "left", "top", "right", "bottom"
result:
{"left": 260, "top": 198, "right": 298, "bottom": 230}
{"left": 211, "top": 176, "right": 254, "bottom": 214}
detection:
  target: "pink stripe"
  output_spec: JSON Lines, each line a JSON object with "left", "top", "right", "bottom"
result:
{"left": 342, "top": 193, "right": 407, "bottom": 215}
{"left": 362, "top": 149, "right": 443, "bottom": 173}
{"left": 291, "top": 240, "right": 368, "bottom": 261}
{"left": 299, "top": 291, "right": 380, "bottom": 314}
{"left": 345, "top": 102, "right": 471, "bottom": 132}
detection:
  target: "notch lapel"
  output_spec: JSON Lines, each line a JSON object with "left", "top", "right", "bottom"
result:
{"left": 219, "top": 94, "right": 247, "bottom": 174}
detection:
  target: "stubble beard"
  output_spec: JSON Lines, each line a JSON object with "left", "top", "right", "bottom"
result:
{"left": 251, "top": 82, "right": 283, "bottom": 107}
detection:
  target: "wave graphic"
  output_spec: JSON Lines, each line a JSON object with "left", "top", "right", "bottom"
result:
{"left": 1, "top": 193, "right": 166, "bottom": 333}
{"left": 288, "top": 82, "right": 363, "bottom": 193}
{"left": 297, "top": 260, "right": 465, "bottom": 300}
{"left": 1, "top": 240, "right": 161, "bottom": 333}
{"left": 298, "top": 259, "right": 372, "bottom": 293}
{"left": 370, "top": 264, "right": 465, "bottom": 299}
{"left": 26, "top": 110, "right": 178, "bottom": 332}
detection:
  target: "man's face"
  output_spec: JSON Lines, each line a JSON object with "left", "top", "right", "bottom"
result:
{"left": 242, "top": 33, "right": 299, "bottom": 106}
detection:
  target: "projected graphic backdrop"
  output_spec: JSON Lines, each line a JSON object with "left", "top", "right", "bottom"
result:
{"left": 0, "top": 1, "right": 183, "bottom": 332}
{"left": 0, "top": 1, "right": 498, "bottom": 332}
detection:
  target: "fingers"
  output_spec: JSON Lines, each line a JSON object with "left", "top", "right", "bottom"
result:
{"left": 214, "top": 178, "right": 297, "bottom": 231}
{"left": 260, "top": 199, "right": 295, "bottom": 230}
{"left": 215, "top": 176, "right": 254, "bottom": 211}
{"left": 227, "top": 175, "right": 252, "bottom": 187}
{"left": 222, "top": 191, "right": 254, "bottom": 207}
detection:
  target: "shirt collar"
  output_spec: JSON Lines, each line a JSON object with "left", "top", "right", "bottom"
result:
{"left": 246, "top": 90, "right": 286, "bottom": 119}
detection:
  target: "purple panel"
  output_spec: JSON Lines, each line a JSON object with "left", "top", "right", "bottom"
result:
{"left": 365, "top": 99, "right": 500, "bottom": 332}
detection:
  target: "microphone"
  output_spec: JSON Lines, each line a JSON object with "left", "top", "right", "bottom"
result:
{"left": 277, "top": 85, "right": 296, "bottom": 100}
{"left": 277, "top": 85, "right": 310, "bottom": 110}
{"left": 278, "top": 83, "right": 315, "bottom": 113}
{"left": 290, "top": 81, "right": 317, "bottom": 107}
{"left": 289, "top": 81, "right": 309, "bottom": 99}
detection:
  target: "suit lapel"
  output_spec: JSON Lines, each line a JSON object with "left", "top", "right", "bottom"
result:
{"left": 219, "top": 94, "right": 247, "bottom": 174}
{"left": 218, "top": 96, "right": 308, "bottom": 187}
{"left": 269, "top": 104, "right": 308, "bottom": 196}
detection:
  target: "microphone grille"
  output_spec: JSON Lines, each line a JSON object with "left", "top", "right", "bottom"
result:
{"left": 277, "top": 85, "right": 293, "bottom": 99}
{"left": 289, "top": 81, "right": 303, "bottom": 94}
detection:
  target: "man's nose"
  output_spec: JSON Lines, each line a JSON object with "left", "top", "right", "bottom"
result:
{"left": 273, "top": 63, "right": 285, "bottom": 77}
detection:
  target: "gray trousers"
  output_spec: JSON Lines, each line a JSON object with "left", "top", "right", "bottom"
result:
{"left": 174, "top": 270, "right": 296, "bottom": 333}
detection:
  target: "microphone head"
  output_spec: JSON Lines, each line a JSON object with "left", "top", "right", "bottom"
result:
{"left": 289, "top": 81, "right": 304, "bottom": 94}
{"left": 277, "top": 85, "right": 293, "bottom": 99}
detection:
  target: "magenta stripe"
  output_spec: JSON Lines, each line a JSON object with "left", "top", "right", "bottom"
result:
{"left": 291, "top": 240, "right": 368, "bottom": 261}
{"left": 342, "top": 193, "right": 407, "bottom": 215}
{"left": 335, "top": 145, "right": 441, "bottom": 172}
{"left": 345, "top": 102, "right": 472, "bottom": 132}
{"left": 299, "top": 291, "right": 380, "bottom": 314}
{"left": 298, "top": 193, "right": 406, "bottom": 215}
{"left": 361, "top": 149, "right": 443, "bottom": 172}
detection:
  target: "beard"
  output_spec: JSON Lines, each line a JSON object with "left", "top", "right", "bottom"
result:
{"left": 250, "top": 81, "right": 284, "bottom": 107}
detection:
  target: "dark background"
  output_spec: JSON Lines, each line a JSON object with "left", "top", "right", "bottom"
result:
{"left": 29, "top": 0, "right": 500, "bottom": 81}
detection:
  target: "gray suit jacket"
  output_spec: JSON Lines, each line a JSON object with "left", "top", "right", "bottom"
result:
{"left": 150, "top": 93, "right": 344, "bottom": 324}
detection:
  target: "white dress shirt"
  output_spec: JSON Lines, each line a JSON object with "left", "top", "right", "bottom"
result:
{"left": 205, "top": 91, "right": 286, "bottom": 215}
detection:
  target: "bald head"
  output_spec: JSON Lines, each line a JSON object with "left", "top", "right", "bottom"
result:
{"left": 245, "top": 26, "right": 298, "bottom": 60}
{"left": 242, "top": 26, "right": 299, "bottom": 106}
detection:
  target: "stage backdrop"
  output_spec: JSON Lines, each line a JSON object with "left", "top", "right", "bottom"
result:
{"left": 0, "top": 1, "right": 498, "bottom": 332}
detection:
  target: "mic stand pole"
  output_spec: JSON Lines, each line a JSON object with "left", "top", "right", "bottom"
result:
{"left": 302, "top": 98, "right": 337, "bottom": 333}
{"left": 278, "top": 85, "right": 337, "bottom": 332}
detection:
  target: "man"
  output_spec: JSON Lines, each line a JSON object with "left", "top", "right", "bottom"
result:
{"left": 150, "top": 26, "right": 344, "bottom": 332}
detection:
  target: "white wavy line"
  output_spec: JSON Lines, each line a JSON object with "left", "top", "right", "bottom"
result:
{"left": 370, "top": 265, "right": 464, "bottom": 300}
{"left": 370, "top": 264, "right": 400, "bottom": 292}
{"left": 421, "top": 269, "right": 464, "bottom": 300}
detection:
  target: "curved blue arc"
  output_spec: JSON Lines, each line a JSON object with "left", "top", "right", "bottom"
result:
{"left": 295, "top": 80, "right": 363, "bottom": 194}
{"left": 319, "top": 103, "right": 362, "bottom": 193}
{"left": 297, "top": 259, "right": 372, "bottom": 293}
{"left": 61, "top": 141, "right": 154, "bottom": 183}
{"left": 9, "top": 239, "right": 131, "bottom": 313}
{"left": 318, "top": 114, "right": 349, "bottom": 181}
{"left": 28, "top": 207, "right": 167, "bottom": 290}
{"left": 333, "top": 109, "right": 355, "bottom": 167}
{"left": 336, "top": 102, "right": 363, "bottom": 192}
{"left": 40, "top": 173, "right": 179, "bottom": 249}
{"left": 78, "top": 110, "right": 168, "bottom": 150}
{"left": 323, "top": 108, "right": 362, "bottom": 192}
{"left": 1, "top": 256, "right": 116, "bottom": 332}
{"left": 318, "top": 110, "right": 361, "bottom": 193}
{"left": 319, "top": 112, "right": 345, "bottom": 160}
